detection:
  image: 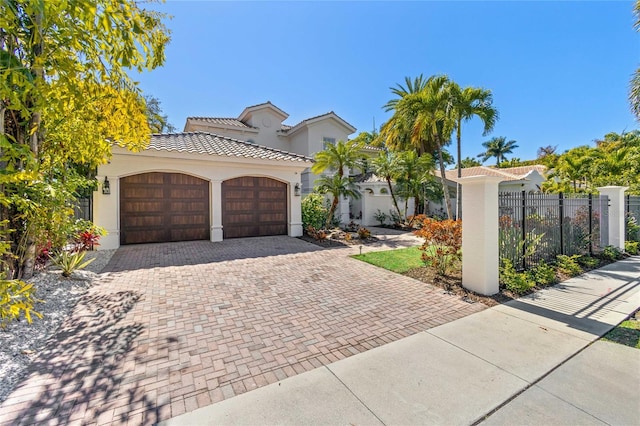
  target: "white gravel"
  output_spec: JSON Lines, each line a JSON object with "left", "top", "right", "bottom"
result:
{"left": 0, "top": 249, "right": 116, "bottom": 404}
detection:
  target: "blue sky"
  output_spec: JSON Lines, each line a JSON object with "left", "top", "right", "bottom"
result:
{"left": 135, "top": 1, "right": 638, "bottom": 163}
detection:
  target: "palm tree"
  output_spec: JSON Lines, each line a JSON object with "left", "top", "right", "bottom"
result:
{"left": 311, "top": 139, "right": 363, "bottom": 178}
{"left": 372, "top": 151, "right": 403, "bottom": 219}
{"left": 449, "top": 83, "right": 498, "bottom": 218}
{"left": 478, "top": 136, "right": 519, "bottom": 166}
{"left": 311, "top": 139, "right": 363, "bottom": 227}
{"left": 381, "top": 75, "right": 456, "bottom": 219}
{"left": 384, "top": 74, "right": 429, "bottom": 111}
{"left": 314, "top": 174, "right": 360, "bottom": 228}
{"left": 394, "top": 150, "right": 436, "bottom": 220}
{"left": 537, "top": 145, "right": 558, "bottom": 158}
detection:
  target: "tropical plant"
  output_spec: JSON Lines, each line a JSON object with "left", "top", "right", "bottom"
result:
{"left": 394, "top": 151, "right": 436, "bottom": 220}
{"left": 537, "top": 145, "right": 558, "bottom": 158}
{"left": 357, "top": 227, "right": 371, "bottom": 239}
{"left": 555, "top": 254, "right": 583, "bottom": 276}
{"left": 414, "top": 217, "right": 462, "bottom": 276}
{"left": 602, "top": 245, "right": 623, "bottom": 261}
{"left": 381, "top": 75, "right": 456, "bottom": 219}
{"left": 0, "top": 279, "right": 42, "bottom": 328}
{"left": 477, "top": 136, "right": 519, "bottom": 166}
{"left": 51, "top": 251, "right": 95, "bottom": 278}
{"left": 449, "top": 83, "right": 498, "bottom": 217}
{"left": 314, "top": 174, "right": 360, "bottom": 228}
{"left": 301, "top": 193, "right": 329, "bottom": 230}
{"left": 500, "top": 259, "right": 535, "bottom": 295}
{"left": 374, "top": 210, "right": 389, "bottom": 226}
{"left": 625, "top": 240, "right": 639, "bottom": 255}
{"left": 311, "top": 139, "right": 363, "bottom": 178}
{"left": 460, "top": 157, "right": 482, "bottom": 168}
{"left": 0, "top": 1, "right": 169, "bottom": 279}
{"left": 372, "top": 151, "right": 403, "bottom": 219}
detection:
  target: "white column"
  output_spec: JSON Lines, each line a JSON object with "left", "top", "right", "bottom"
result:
{"left": 597, "top": 186, "right": 628, "bottom": 251}
{"left": 211, "top": 180, "right": 223, "bottom": 242}
{"left": 461, "top": 176, "right": 503, "bottom": 296}
{"left": 289, "top": 181, "right": 303, "bottom": 237}
{"left": 94, "top": 174, "right": 120, "bottom": 250}
{"left": 338, "top": 195, "right": 350, "bottom": 225}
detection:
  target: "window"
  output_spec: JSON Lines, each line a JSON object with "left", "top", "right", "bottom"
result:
{"left": 322, "top": 137, "right": 336, "bottom": 150}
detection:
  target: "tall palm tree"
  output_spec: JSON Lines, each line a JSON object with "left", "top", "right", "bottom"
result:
{"left": 314, "top": 174, "right": 360, "bottom": 228}
{"left": 372, "top": 151, "right": 403, "bottom": 219}
{"left": 394, "top": 150, "right": 436, "bottom": 219}
{"left": 478, "top": 136, "right": 519, "bottom": 166}
{"left": 381, "top": 75, "right": 456, "bottom": 219}
{"left": 449, "top": 83, "right": 498, "bottom": 218}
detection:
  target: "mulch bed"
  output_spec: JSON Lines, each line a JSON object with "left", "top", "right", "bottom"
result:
{"left": 298, "top": 230, "right": 379, "bottom": 248}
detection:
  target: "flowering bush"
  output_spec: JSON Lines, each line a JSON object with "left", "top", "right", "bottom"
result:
{"left": 413, "top": 217, "right": 462, "bottom": 275}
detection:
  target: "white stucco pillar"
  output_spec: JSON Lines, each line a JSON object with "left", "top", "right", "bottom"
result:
{"left": 211, "top": 180, "right": 223, "bottom": 242}
{"left": 338, "top": 195, "right": 350, "bottom": 225}
{"left": 461, "top": 176, "right": 503, "bottom": 296}
{"left": 597, "top": 186, "right": 628, "bottom": 251}
{"left": 290, "top": 181, "right": 303, "bottom": 237}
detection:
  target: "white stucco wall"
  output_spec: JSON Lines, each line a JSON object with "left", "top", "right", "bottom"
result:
{"left": 94, "top": 148, "right": 308, "bottom": 250}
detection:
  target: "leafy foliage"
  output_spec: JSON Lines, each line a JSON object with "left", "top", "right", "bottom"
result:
{"left": 0, "top": 0, "right": 169, "bottom": 279}
{"left": 301, "top": 193, "right": 329, "bottom": 230}
{"left": 500, "top": 259, "right": 535, "bottom": 295}
{"left": 414, "top": 217, "right": 462, "bottom": 275}
{"left": 357, "top": 227, "right": 371, "bottom": 239}
{"left": 305, "top": 226, "right": 327, "bottom": 241}
{"left": 477, "top": 136, "right": 519, "bottom": 166}
{"left": 373, "top": 209, "right": 389, "bottom": 226}
{"left": 0, "top": 279, "right": 42, "bottom": 327}
{"left": 527, "top": 261, "right": 558, "bottom": 287}
{"left": 51, "top": 251, "right": 95, "bottom": 278}
{"left": 602, "top": 245, "right": 624, "bottom": 261}
{"left": 626, "top": 240, "right": 639, "bottom": 255}
{"left": 314, "top": 174, "right": 360, "bottom": 228}
{"left": 555, "top": 255, "right": 583, "bottom": 276}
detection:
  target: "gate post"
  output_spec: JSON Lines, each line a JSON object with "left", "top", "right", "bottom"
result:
{"left": 461, "top": 175, "right": 503, "bottom": 295}
{"left": 597, "top": 186, "right": 628, "bottom": 251}
{"left": 211, "top": 180, "right": 223, "bottom": 242}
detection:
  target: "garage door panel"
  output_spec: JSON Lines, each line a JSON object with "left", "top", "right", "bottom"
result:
{"left": 222, "top": 177, "right": 287, "bottom": 239}
{"left": 120, "top": 172, "right": 210, "bottom": 245}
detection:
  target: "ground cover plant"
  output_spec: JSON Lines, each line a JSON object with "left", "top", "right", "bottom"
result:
{"left": 602, "top": 310, "right": 640, "bottom": 349}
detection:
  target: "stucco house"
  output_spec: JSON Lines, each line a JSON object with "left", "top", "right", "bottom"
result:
{"left": 93, "top": 102, "right": 358, "bottom": 250}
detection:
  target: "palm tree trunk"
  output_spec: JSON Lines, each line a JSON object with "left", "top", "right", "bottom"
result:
{"left": 436, "top": 143, "right": 453, "bottom": 220}
{"left": 325, "top": 196, "right": 339, "bottom": 228}
{"left": 386, "top": 177, "right": 402, "bottom": 219}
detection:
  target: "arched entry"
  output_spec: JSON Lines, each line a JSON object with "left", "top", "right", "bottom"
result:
{"left": 222, "top": 176, "right": 287, "bottom": 239}
{"left": 120, "top": 172, "right": 210, "bottom": 245}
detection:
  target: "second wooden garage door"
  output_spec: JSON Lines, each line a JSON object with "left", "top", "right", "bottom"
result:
{"left": 222, "top": 177, "right": 287, "bottom": 239}
{"left": 120, "top": 172, "right": 210, "bottom": 245}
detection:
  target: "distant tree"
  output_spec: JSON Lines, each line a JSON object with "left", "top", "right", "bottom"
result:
{"left": 372, "top": 151, "right": 403, "bottom": 219}
{"left": 145, "top": 95, "right": 176, "bottom": 133}
{"left": 394, "top": 151, "right": 436, "bottom": 219}
{"left": 460, "top": 157, "right": 482, "bottom": 168}
{"left": 478, "top": 136, "right": 519, "bottom": 166}
{"left": 537, "top": 145, "right": 558, "bottom": 158}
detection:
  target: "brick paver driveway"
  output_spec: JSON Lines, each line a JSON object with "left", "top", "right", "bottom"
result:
{"left": 1, "top": 235, "right": 485, "bottom": 425}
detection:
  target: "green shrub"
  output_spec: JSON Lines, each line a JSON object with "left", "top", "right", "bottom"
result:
{"left": 1, "top": 279, "right": 42, "bottom": 328}
{"left": 602, "top": 245, "right": 623, "bottom": 261}
{"left": 527, "top": 261, "right": 557, "bottom": 287}
{"left": 556, "top": 254, "right": 583, "bottom": 276}
{"left": 374, "top": 210, "right": 388, "bottom": 226}
{"left": 626, "top": 215, "right": 639, "bottom": 242}
{"left": 625, "top": 240, "right": 639, "bottom": 255}
{"left": 500, "top": 259, "right": 535, "bottom": 295}
{"left": 301, "top": 193, "right": 329, "bottom": 230}
{"left": 577, "top": 255, "right": 599, "bottom": 269}
{"left": 51, "top": 251, "right": 95, "bottom": 277}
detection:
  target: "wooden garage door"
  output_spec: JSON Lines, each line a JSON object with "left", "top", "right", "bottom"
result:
{"left": 120, "top": 172, "right": 210, "bottom": 245}
{"left": 222, "top": 177, "right": 287, "bottom": 239}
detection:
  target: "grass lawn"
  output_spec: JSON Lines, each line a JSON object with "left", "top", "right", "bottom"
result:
{"left": 602, "top": 315, "right": 640, "bottom": 349}
{"left": 352, "top": 246, "right": 423, "bottom": 274}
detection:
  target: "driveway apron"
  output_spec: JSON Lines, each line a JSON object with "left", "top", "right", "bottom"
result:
{"left": 0, "top": 236, "right": 484, "bottom": 425}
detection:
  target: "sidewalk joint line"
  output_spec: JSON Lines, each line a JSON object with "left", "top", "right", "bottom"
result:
{"left": 324, "top": 366, "right": 387, "bottom": 426}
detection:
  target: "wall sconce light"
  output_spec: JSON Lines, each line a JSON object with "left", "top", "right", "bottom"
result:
{"left": 102, "top": 176, "right": 111, "bottom": 195}
{"left": 294, "top": 183, "right": 301, "bottom": 196}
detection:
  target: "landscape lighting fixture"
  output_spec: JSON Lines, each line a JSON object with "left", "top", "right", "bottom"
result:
{"left": 294, "top": 183, "right": 301, "bottom": 196}
{"left": 102, "top": 177, "right": 111, "bottom": 195}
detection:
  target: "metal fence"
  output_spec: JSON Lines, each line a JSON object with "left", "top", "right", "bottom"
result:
{"left": 627, "top": 195, "right": 640, "bottom": 242}
{"left": 499, "top": 192, "right": 609, "bottom": 270}
{"left": 74, "top": 197, "right": 92, "bottom": 221}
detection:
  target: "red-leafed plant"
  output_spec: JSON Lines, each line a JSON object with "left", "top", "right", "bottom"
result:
{"left": 413, "top": 217, "right": 462, "bottom": 275}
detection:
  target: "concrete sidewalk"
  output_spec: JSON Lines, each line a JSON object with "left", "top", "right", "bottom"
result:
{"left": 162, "top": 257, "right": 640, "bottom": 426}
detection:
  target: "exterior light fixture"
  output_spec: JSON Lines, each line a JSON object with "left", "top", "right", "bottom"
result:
{"left": 294, "top": 183, "right": 301, "bottom": 196}
{"left": 102, "top": 176, "right": 111, "bottom": 195}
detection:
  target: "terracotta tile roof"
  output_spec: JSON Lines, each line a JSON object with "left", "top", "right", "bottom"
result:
{"left": 281, "top": 111, "right": 357, "bottom": 134}
{"left": 438, "top": 165, "right": 547, "bottom": 182}
{"left": 148, "top": 132, "right": 313, "bottom": 163}
{"left": 353, "top": 172, "right": 387, "bottom": 183}
{"left": 187, "top": 117, "right": 255, "bottom": 129}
